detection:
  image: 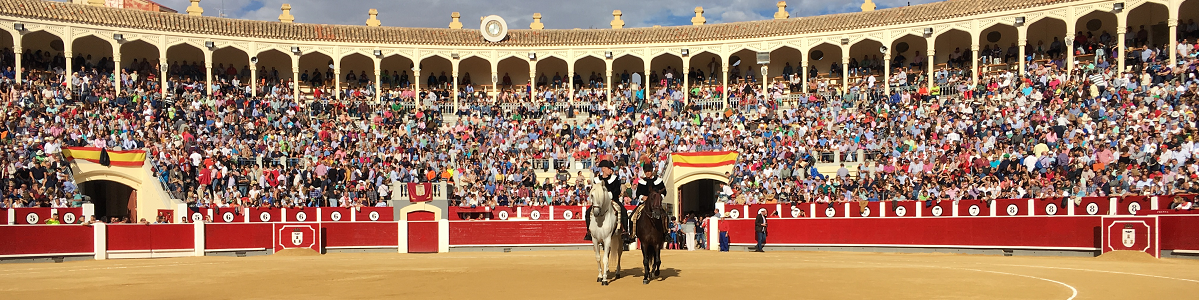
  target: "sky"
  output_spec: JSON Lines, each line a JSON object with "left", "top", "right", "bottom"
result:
{"left": 76, "top": 0, "right": 943, "bottom": 29}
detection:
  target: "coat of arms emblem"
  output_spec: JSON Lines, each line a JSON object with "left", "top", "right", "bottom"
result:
{"left": 1121, "top": 224, "right": 1136, "bottom": 248}
{"left": 292, "top": 230, "right": 304, "bottom": 246}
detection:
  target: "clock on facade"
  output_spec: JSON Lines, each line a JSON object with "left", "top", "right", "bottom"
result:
{"left": 480, "top": 15, "right": 508, "bottom": 43}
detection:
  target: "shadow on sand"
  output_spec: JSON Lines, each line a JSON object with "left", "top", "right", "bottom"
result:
{"left": 618, "top": 267, "right": 681, "bottom": 282}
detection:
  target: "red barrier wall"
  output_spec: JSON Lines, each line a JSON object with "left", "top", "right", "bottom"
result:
{"left": 723, "top": 216, "right": 1101, "bottom": 249}
{"left": 818, "top": 202, "right": 847, "bottom": 218}
{"left": 491, "top": 206, "right": 513, "bottom": 220}
{"left": 522, "top": 206, "right": 548, "bottom": 220}
{"left": 956, "top": 200, "right": 992, "bottom": 217}
{"left": 213, "top": 208, "right": 243, "bottom": 223}
{"left": 107, "top": 224, "right": 193, "bottom": 251}
{"left": 288, "top": 207, "right": 316, "bottom": 222}
{"left": 323, "top": 222, "right": 399, "bottom": 248}
{"left": 1076, "top": 197, "right": 1111, "bottom": 216}
{"left": 0, "top": 225, "right": 93, "bottom": 256}
{"left": 1158, "top": 215, "right": 1199, "bottom": 251}
{"left": 925, "top": 201, "right": 951, "bottom": 217}
{"left": 205, "top": 223, "right": 273, "bottom": 250}
{"left": 886, "top": 201, "right": 917, "bottom": 217}
{"left": 1117, "top": 196, "right": 1150, "bottom": 215}
{"left": 12, "top": 208, "right": 83, "bottom": 224}
{"left": 449, "top": 220, "right": 588, "bottom": 245}
{"left": 249, "top": 207, "right": 281, "bottom": 222}
{"left": 1, "top": 209, "right": 7, "bottom": 224}
{"left": 322, "top": 207, "right": 351, "bottom": 222}
{"left": 555, "top": 206, "right": 586, "bottom": 221}
{"left": 997, "top": 198, "right": 1030, "bottom": 216}
{"left": 356, "top": 207, "right": 393, "bottom": 221}
{"left": 1034, "top": 198, "right": 1064, "bottom": 216}
{"left": 784, "top": 204, "right": 811, "bottom": 218}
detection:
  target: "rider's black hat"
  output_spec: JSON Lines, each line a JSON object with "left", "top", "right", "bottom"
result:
{"left": 598, "top": 160, "right": 615, "bottom": 169}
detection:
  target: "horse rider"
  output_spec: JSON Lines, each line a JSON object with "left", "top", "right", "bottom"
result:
{"left": 635, "top": 161, "right": 667, "bottom": 203}
{"left": 584, "top": 160, "right": 634, "bottom": 244}
{"left": 631, "top": 161, "right": 667, "bottom": 240}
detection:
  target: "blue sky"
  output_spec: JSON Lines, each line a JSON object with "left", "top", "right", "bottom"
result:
{"left": 78, "top": 0, "right": 941, "bottom": 29}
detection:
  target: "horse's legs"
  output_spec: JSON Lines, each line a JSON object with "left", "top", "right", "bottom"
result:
{"left": 653, "top": 245, "right": 662, "bottom": 277}
{"left": 600, "top": 242, "right": 610, "bottom": 286}
{"left": 612, "top": 231, "right": 622, "bottom": 279}
{"left": 641, "top": 241, "right": 653, "bottom": 284}
{"left": 593, "top": 240, "right": 603, "bottom": 283}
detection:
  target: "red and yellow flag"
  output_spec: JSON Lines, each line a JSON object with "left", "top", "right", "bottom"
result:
{"left": 671, "top": 151, "right": 739, "bottom": 168}
{"left": 63, "top": 147, "right": 146, "bottom": 167}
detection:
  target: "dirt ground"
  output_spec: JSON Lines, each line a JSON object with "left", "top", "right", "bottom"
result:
{"left": 1, "top": 249, "right": 1195, "bottom": 299}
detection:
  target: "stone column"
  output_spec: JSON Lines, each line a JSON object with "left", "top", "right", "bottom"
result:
{"left": 412, "top": 68, "right": 421, "bottom": 109}
{"left": 1065, "top": 37, "right": 1075, "bottom": 73}
{"left": 970, "top": 43, "right": 980, "bottom": 85}
{"left": 567, "top": 63, "right": 575, "bottom": 102}
{"left": 1065, "top": 19, "right": 1075, "bottom": 73}
{"left": 604, "top": 70, "right": 612, "bottom": 105}
{"left": 800, "top": 58, "right": 808, "bottom": 92}
{"left": 529, "top": 59, "right": 537, "bottom": 94}
{"left": 112, "top": 51, "right": 121, "bottom": 96}
{"left": 883, "top": 57, "right": 890, "bottom": 92}
{"left": 682, "top": 58, "right": 690, "bottom": 105}
{"left": 159, "top": 48, "right": 168, "bottom": 96}
{"left": 64, "top": 38, "right": 74, "bottom": 92}
{"left": 1117, "top": 11, "right": 1128, "bottom": 73}
{"left": 1018, "top": 25, "right": 1028, "bottom": 75}
{"left": 374, "top": 57, "right": 382, "bottom": 103}
{"left": 926, "top": 50, "right": 935, "bottom": 90}
{"left": 12, "top": 37, "right": 21, "bottom": 83}
{"left": 205, "top": 62, "right": 213, "bottom": 96}
{"left": 841, "top": 57, "right": 849, "bottom": 91}
{"left": 250, "top": 61, "right": 258, "bottom": 97}
{"left": 721, "top": 59, "right": 729, "bottom": 110}
{"left": 291, "top": 55, "right": 300, "bottom": 101}
{"left": 643, "top": 64, "right": 651, "bottom": 91}
{"left": 333, "top": 59, "right": 342, "bottom": 99}
{"left": 204, "top": 47, "right": 214, "bottom": 95}
{"left": 1170, "top": 18, "right": 1179, "bottom": 68}
{"left": 451, "top": 60, "right": 459, "bottom": 112}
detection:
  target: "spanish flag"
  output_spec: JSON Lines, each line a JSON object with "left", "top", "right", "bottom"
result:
{"left": 63, "top": 147, "right": 146, "bottom": 167}
{"left": 671, "top": 151, "right": 739, "bottom": 168}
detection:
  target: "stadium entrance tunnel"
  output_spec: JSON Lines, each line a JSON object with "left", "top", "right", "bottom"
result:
{"left": 80, "top": 180, "right": 136, "bottom": 223}
{"left": 678, "top": 179, "right": 720, "bottom": 218}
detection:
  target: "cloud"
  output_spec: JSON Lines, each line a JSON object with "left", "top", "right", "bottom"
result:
{"left": 65, "top": 0, "right": 946, "bottom": 29}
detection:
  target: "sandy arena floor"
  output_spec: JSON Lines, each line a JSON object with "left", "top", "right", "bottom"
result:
{"left": 0, "top": 249, "right": 1196, "bottom": 299}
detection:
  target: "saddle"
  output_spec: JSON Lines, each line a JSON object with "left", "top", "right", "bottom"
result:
{"left": 630, "top": 202, "right": 667, "bottom": 239}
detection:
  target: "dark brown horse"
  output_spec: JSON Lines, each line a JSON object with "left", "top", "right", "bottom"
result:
{"left": 634, "top": 192, "right": 667, "bottom": 284}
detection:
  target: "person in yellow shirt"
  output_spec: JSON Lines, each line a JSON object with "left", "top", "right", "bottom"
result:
{"left": 44, "top": 213, "right": 61, "bottom": 225}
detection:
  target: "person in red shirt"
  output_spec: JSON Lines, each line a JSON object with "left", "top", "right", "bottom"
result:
{"left": 718, "top": 210, "right": 730, "bottom": 252}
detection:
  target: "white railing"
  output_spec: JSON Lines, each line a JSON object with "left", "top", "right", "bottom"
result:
{"left": 692, "top": 98, "right": 724, "bottom": 112}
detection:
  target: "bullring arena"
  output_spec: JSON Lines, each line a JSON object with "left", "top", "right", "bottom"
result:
{"left": 3, "top": 0, "right": 1199, "bottom": 298}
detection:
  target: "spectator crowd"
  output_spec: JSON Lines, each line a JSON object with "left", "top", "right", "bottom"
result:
{"left": 2, "top": 33, "right": 1199, "bottom": 225}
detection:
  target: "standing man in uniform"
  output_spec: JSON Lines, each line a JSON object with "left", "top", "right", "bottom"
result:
{"left": 754, "top": 208, "right": 768, "bottom": 252}
{"left": 584, "top": 160, "right": 633, "bottom": 244}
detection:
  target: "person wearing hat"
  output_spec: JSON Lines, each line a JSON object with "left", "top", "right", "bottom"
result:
{"left": 631, "top": 160, "right": 666, "bottom": 240}
{"left": 584, "top": 159, "right": 632, "bottom": 244}
{"left": 754, "top": 208, "right": 768, "bottom": 252}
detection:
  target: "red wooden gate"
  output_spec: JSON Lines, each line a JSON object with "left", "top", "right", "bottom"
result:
{"left": 407, "top": 211, "right": 438, "bottom": 253}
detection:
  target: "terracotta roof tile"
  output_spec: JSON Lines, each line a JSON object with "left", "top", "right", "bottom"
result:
{"left": 0, "top": 0, "right": 1072, "bottom": 47}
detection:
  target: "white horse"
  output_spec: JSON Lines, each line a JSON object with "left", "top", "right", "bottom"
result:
{"left": 588, "top": 180, "right": 622, "bottom": 285}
